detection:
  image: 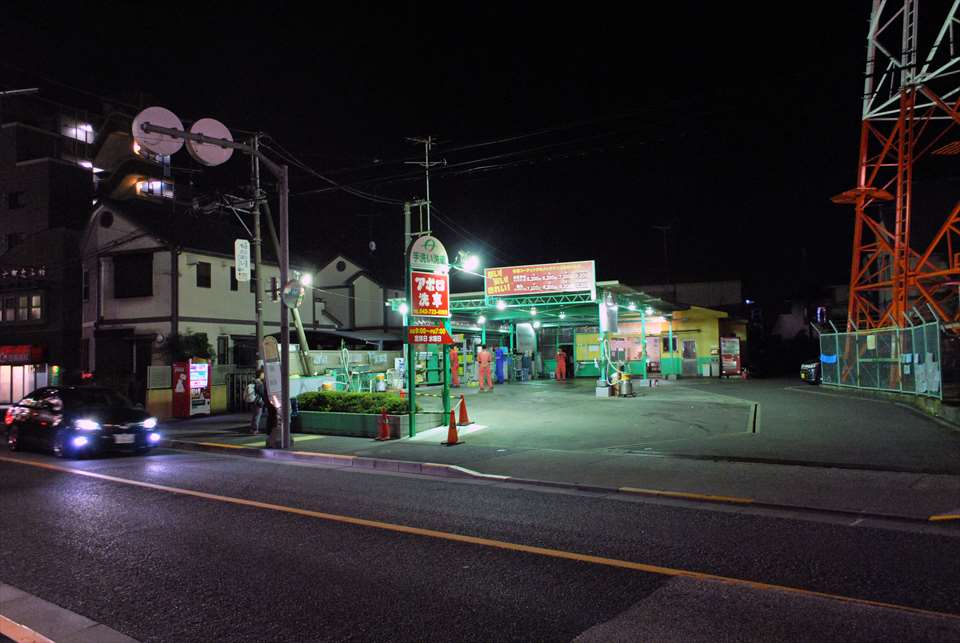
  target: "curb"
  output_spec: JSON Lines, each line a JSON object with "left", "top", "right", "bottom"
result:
{"left": 1, "top": 582, "right": 139, "bottom": 642}
{"left": 163, "top": 439, "right": 959, "bottom": 524}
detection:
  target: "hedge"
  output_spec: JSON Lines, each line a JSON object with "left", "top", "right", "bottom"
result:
{"left": 297, "top": 391, "right": 419, "bottom": 415}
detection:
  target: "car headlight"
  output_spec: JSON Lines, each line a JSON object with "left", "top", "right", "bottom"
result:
{"left": 74, "top": 419, "right": 101, "bottom": 431}
{"left": 142, "top": 417, "right": 158, "bottom": 429}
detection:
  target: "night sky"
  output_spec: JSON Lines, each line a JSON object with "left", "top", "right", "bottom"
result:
{"left": 3, "top": 3, "right": 871, "bottom": 298}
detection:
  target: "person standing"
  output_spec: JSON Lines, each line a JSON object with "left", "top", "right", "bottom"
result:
{"left": 249, "top": 368, "right": 266, "bottom": 434}
{"left": 477, "top": 345, "right": 494, "bottom": 392}
{"left": 449, "top": 344, "right": 461, "bottom": 387}
{"left": 555, "top": 347, "right": 568, "bottom": 381}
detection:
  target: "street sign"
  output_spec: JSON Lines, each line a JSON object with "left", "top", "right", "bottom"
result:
{"left": 409, "top": 235, "right": 449, "bottom": 271}
{"left": 281, "top": 279, "right": 305, "bottom": 309}
{"left": 484, "top": 260, "right": 596, "bottom": 298}
{"left": 234, "top": 239, "right": 251, "bottom": 282}
{"left": 411, "top": 270, "right": 450, "bottom": 317}
{"left": 262, "top": 336, "right": 282, "bottom": 406}
{"left": 408, "top": 326, "right": 454, "bottom": 345}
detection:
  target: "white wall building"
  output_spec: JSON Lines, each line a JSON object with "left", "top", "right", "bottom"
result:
{"left": 80, "top": 200, "right": 404, "bottom": 386}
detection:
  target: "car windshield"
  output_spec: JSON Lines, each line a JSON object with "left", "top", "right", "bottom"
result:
{"left": 60, "top": 389, "right": 131, "bottom": 408}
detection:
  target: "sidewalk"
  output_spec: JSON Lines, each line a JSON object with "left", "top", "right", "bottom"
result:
{"left": 162, "top": 413, "right": 960, "bottom": 522}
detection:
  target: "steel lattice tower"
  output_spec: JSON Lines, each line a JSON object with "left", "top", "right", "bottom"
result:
{"left": 834, "top": 1, "right": 960, "bottom": 330}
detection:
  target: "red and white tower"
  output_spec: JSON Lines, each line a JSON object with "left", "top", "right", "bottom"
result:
{"left": 835, "top": 1, "right": 960, "bottom": 330}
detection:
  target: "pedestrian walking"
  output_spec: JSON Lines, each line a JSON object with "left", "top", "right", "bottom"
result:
{"left": 477, "top": 345, "right": 494, "bottom": 391}
{"left": 248, "top": 368, "right": 266, "bottom": 434}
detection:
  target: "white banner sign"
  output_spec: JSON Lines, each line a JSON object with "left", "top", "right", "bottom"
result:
{"left": 235, "top": 239, "right": 251, "bottom": 282}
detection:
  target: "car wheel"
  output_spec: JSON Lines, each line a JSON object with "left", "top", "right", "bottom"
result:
{"left": 53, "top": 436, "right": 72, "bottom": 459}
{"left": 7, "top": 428, "right": 19, "bottom": 452}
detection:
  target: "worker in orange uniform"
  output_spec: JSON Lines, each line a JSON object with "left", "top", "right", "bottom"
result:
{"left": 477, "top": 345, "right": 494, "bottom": 392}
{"left": 449, "top": 344, "right": 460, "bottom": 387}
{"left": 555, "top": 347, "right": 567, "bottom": 381}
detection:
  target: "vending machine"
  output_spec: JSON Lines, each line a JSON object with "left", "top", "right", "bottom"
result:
{"left": 172, "top": 359, "right": 211, "bottom": 417}
{"left": 720, "top": 337, "right": 742, "bottom": 378}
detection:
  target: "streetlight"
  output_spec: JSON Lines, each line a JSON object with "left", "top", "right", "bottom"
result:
{"left": 478, "top": 315, "right": 486, "bottom": 325}
{"left": 300, "top": 273, "right": 313, "bottom": 287}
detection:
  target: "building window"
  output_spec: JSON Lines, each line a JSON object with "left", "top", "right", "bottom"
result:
{"left": 230, "top": 267, "right": 238, "bottom": 291}
{"left": 336, "top": 260, "right": 346, "bottom": 272}
{"left": 113, "top": 253, "right": 153, "bottom": 298}
{"left": 662, "top": 337, "right": 678, "bottom": 353}
{"left": 7, "top": 192, "right": 25, "bottom": 209}
{"left": 0, "top": 293, "right": 42, "bottom": 323}
{"left": 196, "top": 262, "right": 211, "bottom": 288}
{"left": 82, "top": 270, "right": 90, "bottom": 302}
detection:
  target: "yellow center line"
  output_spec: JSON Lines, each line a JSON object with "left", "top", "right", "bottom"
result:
{"left": 1, "top": 455, "right": 958, "bottom": 622}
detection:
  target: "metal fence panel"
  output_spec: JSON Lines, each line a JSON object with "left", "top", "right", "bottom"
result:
{"left": 820, "top": 333, "right": 839, "bottom": 385}
{"left": 817, "top": 322, "right": 941, "bottom": 399}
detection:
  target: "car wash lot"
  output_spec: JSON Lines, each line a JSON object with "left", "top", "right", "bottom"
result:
{"left": 415, "top": 377, "right": 960, "bottom": 473}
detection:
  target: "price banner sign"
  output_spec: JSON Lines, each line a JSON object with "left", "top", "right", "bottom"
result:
{"left": 408, "top": 326, "right": 454, "bottom": 345}
{"left": 411, "top": 270, "right": 450, "bottom": 317}
{"left": 484, "top": 260, "right": 595, "bottom": 298}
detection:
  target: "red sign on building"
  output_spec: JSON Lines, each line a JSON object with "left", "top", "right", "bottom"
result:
{"left": 408, "top": 326, "right": 454, "bottom": 345}
{"left": 0, "top": 345, "right": 42, "bottom": 365}
{"left": 484, "top": 261, "right": 595, "bottom": 298}
{"left": 411, "top": 270, "right": 450, "bottom": 318}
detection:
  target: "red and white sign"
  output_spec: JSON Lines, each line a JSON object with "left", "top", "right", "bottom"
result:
{"left": 408, "top": 326, "right": 454, "bottom": 345}
{"left": 0, "top": 345, "right": 42, "bottom": 365}
{"left": 411, "top": 270, "right": 450, "bottom": 318}
{"left": 484, "top": 261, "right": 595, "bottom": 298}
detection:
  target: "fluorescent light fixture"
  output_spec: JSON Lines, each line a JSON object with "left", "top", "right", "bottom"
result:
{"left": 628, "top": 302, "right": 636, "bottom": 311}
{"left": 530, "top": 307, "right": 537, "bottom": 316}
{"left": 478, "top": 315, "right": 486, "bottom": 324}
{"left": 533, "top": 320, "right": 541, "bottom": 329}
{"left": 496, "top": 300, "right": 507, "bottom": 311}
{"left": 398, "top": 303, "right": 409, "bottom": 315}
{"left": 559, "top": 312, "right": 566, "bottom": 320}
{"left": 645, "top": 307, "right": 655, "bottom": 315}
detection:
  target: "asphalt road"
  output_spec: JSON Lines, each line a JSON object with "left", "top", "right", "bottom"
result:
{"left": 1, "top": 448, "right": 959, "bottom": 642}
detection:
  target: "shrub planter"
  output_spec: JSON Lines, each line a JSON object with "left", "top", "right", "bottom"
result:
{"left": 298, "top": 411, "right": 447, "bottom": 438}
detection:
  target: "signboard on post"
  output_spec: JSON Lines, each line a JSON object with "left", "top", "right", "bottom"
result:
{"left": 408, "top": 325, "right": 454, "bottom": 345}
{"left": 409, "top": 235, "right": 449, "bottom": 271}
{"left": 411, "top": 270, "right": 450, "bottom": 317}
{"left": 234, "top": 239, "right": 251, "bottom": 282}
{"left": 261, "top": 336, "right": 282, "bottom": 405}
{"left": 484, "top": 260, "right": 595, "bottom": 298}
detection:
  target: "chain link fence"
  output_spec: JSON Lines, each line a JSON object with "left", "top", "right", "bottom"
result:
{"left": 818, "top": 321, "right": 941, "bottom": 398}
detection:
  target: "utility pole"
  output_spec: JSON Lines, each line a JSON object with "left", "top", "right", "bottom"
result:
{"left": 137, "top": 118, "right": 292, "bottom": 449}
{"left": 652, "top": 225, "right": 673, "bottom": 301}
{"left": 404, "top": 136, "right": 444, "bottom": 232}
{"left": 251, "top": 135, "right": 265, "bottom": 367}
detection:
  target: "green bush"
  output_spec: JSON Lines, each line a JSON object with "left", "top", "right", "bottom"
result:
{"left": 297, "top": 391, "right": 419, "bottom": 415}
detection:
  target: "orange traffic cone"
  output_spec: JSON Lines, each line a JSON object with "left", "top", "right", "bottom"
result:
{"left": 375, "top": 408, "right": 390, "bottom": 441}
{"left": 399, "top": 389, "right": 406, "bottom": 400}
{"left": 457, "top": 394, "right": 471, "bottom": 426}
{"left": 442, "top": 410, "right": 461, "bottom": 446}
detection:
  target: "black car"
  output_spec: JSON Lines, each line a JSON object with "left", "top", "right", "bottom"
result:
{"left": 4, "top": 386, "right": 162, "bottom": 458}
